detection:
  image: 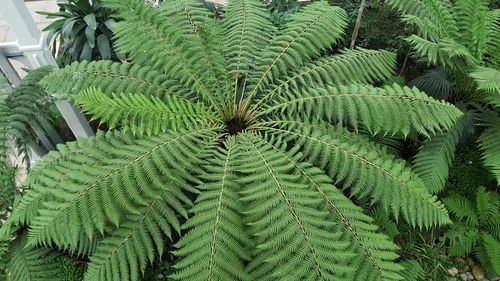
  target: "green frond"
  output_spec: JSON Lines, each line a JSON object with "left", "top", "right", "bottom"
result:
{"left": 412, "top": 111, "right": 475, "bottom": 193}
{"left": 222, "top": 0, "right": 274, "bottom": 83}
{"left": 454, "top": 0, "right": 491, "bottom": 60}
{"left": 399, "top": 260, "right": 425, "bottom": 281}
{"left": 248, "top": 2, "right": 347, "bottom": 97}
{"left": 40, "top": 60, "right": 191, "bottom": 100}
{"left": 408, "top": 68, "right": 453, "bottom": 99}
{"left": 84, "top": 192, "right": 185, "bottom": 281}
{"left": 172, "top": 139, "right": 251, "bottom": 281}
{"left": 5, "top": 233, "right": 64, "bottom": 281}
{"left": 263, "top": 137, "right": 403, "bottom": 281}
{"left": 475, "top": 187, "right": 500, "bottom": 221}
{"left": 446, "top": 223, "right": 480, "bottom": 256}
{"left": 102, "top": 0, "right": 222, "bottom": 107}
{"left": 256, "top": 48, "right": 397, "bottom": 106}
{"left": 260, "top": 120, "right": 451, "bottom": 228}
{"left": 237, "top": 133, "right": 355, "bottom": 280}
{"left": 262, "top": 84, "right": 463, "bottom": 137}
{"left": 406, "top": 36, "right": 476, "bottom": 70}
{"left": 5, "top": 66, "right": 61, "bottom": 160}
{"left": 25, "top": 127, "right": 219, "bottom": 249}
{"left": 470, "top": 66, "right": 500, "bottom": 96}
{"left": 444, "top": 195, "right": 478, "bottom": 226}
{"left": 73, "top": 88, "right": 217, "bottom": 136}
{"left": 480, "top": 233, "right": 500, "bottom": 274}
{"left": 478, "top": 124, "right": 500, "bottom": 183}
{"left": 387, "top": 0, "right": 458, "bottom": 38}
{"left": 485, "top": 9, "right": 500, "bottom": 68}
{"left": 6, "top": 134, "right": 102, "bottom": 227}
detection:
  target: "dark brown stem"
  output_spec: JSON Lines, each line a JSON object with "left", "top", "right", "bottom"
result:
{"left": 399, "top": 53, "right": 410, "bottom": 76}
{"left": 350, "top": 0, "right": 366, "bottom": 49}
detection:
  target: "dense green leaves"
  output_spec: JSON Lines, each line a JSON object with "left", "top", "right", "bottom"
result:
{"left": 412, "top": 111, "right": 476, "bottom": 193}
{"left": 238, "top": 134, "right": 355, "bottom": 280}
{"left": 260, "top": 120, "right": 451, "bottom": 228}
{"left": 444, "top": 187, "right": 500, "bottom": 274}
{"left": 262, "top": 84, "right": 463, "bottom": 137}
{"left": 74, "top": 88, "right": 216, "bottom": 135}
{"left": 41, "top": 60, "right": 191, "bottom": 99}
{"left": 172, "top": 139, "right": 250, "bottom": 281}
{"left": 4, "top": 233, "right": 64, "bottom": 281}
{"left": 248, "top": 1, "right": 347, "bottom": 96}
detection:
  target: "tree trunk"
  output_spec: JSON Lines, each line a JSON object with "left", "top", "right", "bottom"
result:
{"left": 350, "top": 0, "right": 366, "bottom": 49}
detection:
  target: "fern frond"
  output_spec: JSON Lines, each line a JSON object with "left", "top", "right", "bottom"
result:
{"left": 103, "top": 0, "right": 221, "bottom": 107}
{"left": 172, "top": 138, "right": 251, "bottom": 281}
{"left": 248, "top": 2, "right": 347, "bottom": 97}
{"left": 412, "top": 111, "right": 476, "bottom": 193}
{"left": 260, "top": 120, "right": 451, "bottom": 228}
{"left": 262, "top": 84, "right": 463, "bottom": 137}
{"left": 446, "top": 223, "right": 480, "bottom": 256}
{"left": 475, "top": 187, "right": 499, "bottom": 220}
{"left": 255, "top": 48, "right": 397, "bottom": 106}
{"left": 478, "top": 124, "right": 500, "bottom": 183}
{"left": 25, "top": 127, "right": 219, "bottom": 249}
{"left": 40, "top": 60, "right": 191, "bottom": 100}
{"left": 408, "top": 68, "right": 453, "bottom": 99}
{"left": 237, "top": 133, "right": 355, "bottom": 280}
{"left": 470, "top": 66, "right": 500, "bottom": 96}
{"left": 399, "top": 260, "right": 425, "bottom": 281}
{"left": 263, "top": 138, "right": 403, "bottom": 281}
{"left": 84, "top": 191, "right": 186, "bottom": 281}
{"left": 158, "top": 0, "right": 227, "bottom": 97}
{"left": 454, "top": 0, "right": 491, "bottom": 60}
{"left": 73, "top": 88, "right": 217, "bottom": 136}
{"left": 444, "top": 195, "right": 478, "bottom": 226}
{"left": 5, "top": 66, "right": 61, "bottom": 160}
{"left": 6, "top": 134, "right": 103, "bottom": 227}
{"left": 6, "top": 233, "right": 64, "bottom": 281}
{"left": 485, "top": 9, "right": 500, "bottom": 68}
{"left": 480, "top": 233, "right": 500, "bottom": 274}
{"left": 222, "top": 0, "right": 274, "bottom": 83}
{"left": 387, "top": 0, "right": 458, "bottom": 38}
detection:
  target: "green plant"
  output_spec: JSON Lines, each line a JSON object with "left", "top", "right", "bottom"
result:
{"left": 55, "top": 256, "right": 86, "bottom": 281}
{"left": 444, "top": 187, "right": 500, "bottom": 275}
{"left": 0, "top": 67, "right": 62, "bottom": 166}
{"left": 0, "top": 68, "right": 63, "bottom": 227}
{"left": 39, "top": 0, "right": 118, "bottom": 66}
{"left": 0, "top": 0, "right": 464, "bottom": 280}
{"left": 388, "top": 0, "right": 500, "bottom": 190}
{"left": 445, "top": 144, "right": 496, "bottom": 199}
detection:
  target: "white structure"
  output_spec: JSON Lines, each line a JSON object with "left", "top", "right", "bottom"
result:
{"left": 0, "top": 0, "right": 94, "bottom": 146}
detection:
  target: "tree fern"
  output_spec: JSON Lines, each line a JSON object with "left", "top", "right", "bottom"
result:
{"left": 389, "top": 0, "right": 500, "bottom": 184}
{"left": 1, "top": 0, "right": 465, "bottom": 280}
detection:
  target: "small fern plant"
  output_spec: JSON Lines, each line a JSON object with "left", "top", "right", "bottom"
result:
{"left": 444, "top": 187, "right": 500, "bottom": 275}
{"left": 0, "top": 1, "right": 464, "bottom": 280}
{"left": 388, "top": 0, "right": 500, "bottom": 192}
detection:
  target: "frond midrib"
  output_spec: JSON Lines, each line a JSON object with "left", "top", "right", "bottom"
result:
{"left": 244, "top": 136, "right": 327, "bottom": 280}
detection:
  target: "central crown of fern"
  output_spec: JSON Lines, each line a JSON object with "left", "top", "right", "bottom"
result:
{"left": 0, "top": 1, "right": 465, "bottom": 281}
